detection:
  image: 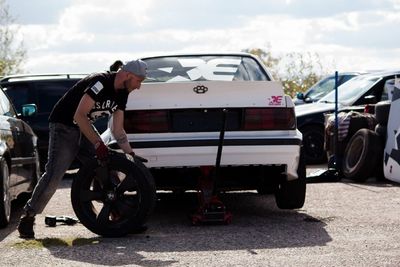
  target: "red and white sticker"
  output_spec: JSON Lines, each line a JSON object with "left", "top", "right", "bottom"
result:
{"left": 268, "top": 95, "right": 283, "bottom": 106}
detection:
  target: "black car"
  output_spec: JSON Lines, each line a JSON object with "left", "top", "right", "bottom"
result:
{"left": 0, "top": 87, "right": 40, "bottom": 227}
{"left": 294, "top": 72, "right": 363, "bottom": 105}
{"left": 0, "top": 74, "right": 107, "bottom": 170}
{"left": 296, "top": 70, "right": 400, "bottom": 164}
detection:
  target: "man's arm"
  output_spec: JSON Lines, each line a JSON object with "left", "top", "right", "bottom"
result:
{"left": 73, "top": 94, "right": 101, "bottom": 145}
{"left": 112, "top": 109, "right": 133, "bottom": 154}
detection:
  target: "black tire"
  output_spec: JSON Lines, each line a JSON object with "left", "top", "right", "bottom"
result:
{"left": 375, "top": 124, "right": 387, "bottom": 142}
{"left": 275, "top": 146, "right": 306, "bottom": 209}
{"left": 342, "top": 129, "right": 383, "bottom": 182}
{"left": 0, "top": 158, "right": 11, "bottom": 228}
{"left": 71, "top": 152, "right": 156, "bottom": 237}
{"left": 374, "top": 100, "right": 391, "bottom": 126}
{"left": 301, "top": 125, "right": 326, "bottom": 164}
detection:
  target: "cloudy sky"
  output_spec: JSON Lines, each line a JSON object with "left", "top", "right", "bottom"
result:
{"left": 7, "top": 0, "right": 400, "bottom": 75}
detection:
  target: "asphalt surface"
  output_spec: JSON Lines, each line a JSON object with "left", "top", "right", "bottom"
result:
{"left": 1, "top": 167, "right": 400, "bottom": 267}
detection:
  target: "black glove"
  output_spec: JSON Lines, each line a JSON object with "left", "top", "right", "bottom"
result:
{"left": 95, "top": 141, "right": 109, "bottom": 161}
{"left": 130, "top": 152, "right": 148, "bottom": 163}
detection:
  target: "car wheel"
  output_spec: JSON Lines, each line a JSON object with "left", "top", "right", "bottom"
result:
{"left": 300, "top": 125, "right": 326, "bottom": 164}
{"left": 342, "top": 129, "right": 383, "bottom": 182}
{"left": 275, "top": 146, "right": 306, "bottom": 209}
{"left": 71, "top": 152, "right": 156, "bottom": 237}
{"left": 0, "top": 158, "right": 11, "bottom": 228}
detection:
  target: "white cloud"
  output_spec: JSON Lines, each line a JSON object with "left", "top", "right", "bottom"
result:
{"left": 11, "top": 0, "right": 399, "bottom": 75}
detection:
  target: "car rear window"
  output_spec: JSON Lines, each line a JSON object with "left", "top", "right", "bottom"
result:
{"left": 143, "top": 55, "right": 270, "bottom": 83}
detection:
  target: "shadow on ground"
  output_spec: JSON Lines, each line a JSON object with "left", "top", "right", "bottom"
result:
{"left": 8, "top": 192, "right": 333, "bottom": 266}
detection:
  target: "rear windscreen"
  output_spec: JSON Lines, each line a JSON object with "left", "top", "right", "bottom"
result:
{"left": 143, "top": 55, "right": 270, "bottom": 83}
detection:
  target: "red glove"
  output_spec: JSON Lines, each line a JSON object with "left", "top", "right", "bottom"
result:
{"left": 95, "top": 141, "right": 109, "bottom": 161}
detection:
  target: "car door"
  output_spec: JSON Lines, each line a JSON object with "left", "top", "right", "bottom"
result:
{"left": 0, "top": 89, "right": 36, "bottom": 190}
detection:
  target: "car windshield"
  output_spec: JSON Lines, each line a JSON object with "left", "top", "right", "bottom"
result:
{"left": 306, "top": 74, "right": 357, "bottom": 101}
{"left": 306, "top": 76, "right": 337, "bottom": 100}
{"left": 142, "top": 55, "right": 270, "bottom": 83}
{"left": 318, "top": 75, "right": 380, "bottom": 105}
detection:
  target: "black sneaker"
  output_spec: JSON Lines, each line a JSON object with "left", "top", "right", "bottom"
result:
{"left": 17, "top": 216, "right": 35, "bottom": 239}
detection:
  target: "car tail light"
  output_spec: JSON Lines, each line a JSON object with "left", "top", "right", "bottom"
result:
{"left": 124, "top": 110, "right": 169, "bottom": 133}
{"left": 243, "top": 108, "right": 296, "bottom": 130}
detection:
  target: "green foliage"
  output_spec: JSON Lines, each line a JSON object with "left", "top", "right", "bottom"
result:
{"left": 246, "top": 47, "right": 333, "bottom": 97}
{"left": 243, "top": 47, "right": 280, "bottom": 80}
{"left": 0, "top": 0, "right": 26, "bottom": 76}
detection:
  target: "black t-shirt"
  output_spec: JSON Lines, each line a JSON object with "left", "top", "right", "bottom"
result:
{"left": 49, "top": 72, "right": 129, "bottom": 126}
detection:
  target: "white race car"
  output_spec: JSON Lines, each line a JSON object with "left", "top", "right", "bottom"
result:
{"left": 102, "top": 52, "right": 305, "bottom": 209}
{"left": 383, "top": 77, "right": 400, "bottom": 182}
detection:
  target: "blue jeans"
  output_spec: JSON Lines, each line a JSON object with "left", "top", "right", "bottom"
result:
{"left": 24, "top": 122, "right": 95, "bottom": 215}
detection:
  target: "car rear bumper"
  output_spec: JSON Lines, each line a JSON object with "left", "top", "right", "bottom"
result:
{"left": 104, "top": 130, "right": 303, "bottom": 181}
{"left": 131, "top": 145, "right": 301, "bottom": 180}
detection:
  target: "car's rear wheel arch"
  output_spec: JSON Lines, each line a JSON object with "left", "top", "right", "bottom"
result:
{"left": 299, "top": 124, "right": 326, "bottom": 164}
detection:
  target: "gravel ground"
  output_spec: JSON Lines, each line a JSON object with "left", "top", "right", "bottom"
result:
{"left": 1, "top": 167, "right": 400, "bottom": 267}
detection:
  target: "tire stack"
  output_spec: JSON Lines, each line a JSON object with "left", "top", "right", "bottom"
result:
{"left": 342, "top": 101, "right": 391, "bottom": 182}
{"left": 325, "top": 111, "right": 376, "bottom": 173}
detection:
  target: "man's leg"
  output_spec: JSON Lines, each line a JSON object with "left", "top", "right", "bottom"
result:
{"left": 18, "top": 123, "right": 80, "bottom": 238}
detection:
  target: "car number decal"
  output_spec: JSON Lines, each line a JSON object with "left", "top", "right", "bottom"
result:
{"left": 268, "top": 95, "right": 283, "bottom": 106}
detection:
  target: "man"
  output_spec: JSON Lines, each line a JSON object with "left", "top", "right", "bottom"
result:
{"left": 110, "top": 60, "right": 123, "bottom": 72}
{"left": 17, "top": 59, "right": 148, "bottom": 239}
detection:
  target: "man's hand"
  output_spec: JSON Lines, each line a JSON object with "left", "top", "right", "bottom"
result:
{"left": 95, "top": 141, "right": 109, "bottom": 161}
{"left": 129, "top": 152, "right": 148, "bottom": 163}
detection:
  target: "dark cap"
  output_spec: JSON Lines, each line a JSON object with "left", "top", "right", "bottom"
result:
{"left": 121, "top": 59, "right": 147, "bottom": 78}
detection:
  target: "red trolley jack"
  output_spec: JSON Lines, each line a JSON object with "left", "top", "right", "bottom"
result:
{"left": 191, "top": 109, "right": 233, "bottom": 225}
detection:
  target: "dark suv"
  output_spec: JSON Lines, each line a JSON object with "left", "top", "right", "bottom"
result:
{"left": 0, "top": 74, "right": 107, "bottom": 170}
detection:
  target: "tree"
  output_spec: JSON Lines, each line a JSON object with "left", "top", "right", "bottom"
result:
{"left": 0, "top": 0, "right": 26, "bottom": 76}
{"left": 243, "top": 46, "right": 281, "bottom": 80}
{"left": 246, "top": 47, "right": 333, "bottom": 97}
{"left": 278, "top": 52, "right": 326, "bottom": 97}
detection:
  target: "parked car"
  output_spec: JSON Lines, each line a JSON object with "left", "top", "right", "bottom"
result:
{"left": 294, "top": 72, "right": 363, "bottom": 105}
{"left": 0, "top": 87, "right": 40, "bottom": 228}
{"left": 102, "top": 52, "right": 306, "bottom": 209}
{"left": 340, "top": 78, "right": 400, "bottom": 183}
{"left": 0, "top": 74, "right": 107, "bottom": 170}
{"left": 296, "top": 69, "right": 400, "bottom": 164}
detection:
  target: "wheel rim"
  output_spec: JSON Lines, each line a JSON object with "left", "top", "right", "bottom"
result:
{"left": 79, "top": 168, "right": 142, "bottom": 229}
{"left": 2, "top": 162, "right": 10, "bottom": 222}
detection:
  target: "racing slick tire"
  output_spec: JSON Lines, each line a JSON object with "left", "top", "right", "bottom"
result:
{"left": 375, "top": 123, "right": 387, "bottom": 143}
{"left": 275, "top": 146, "right": 306, "bottom": 209}
{"left": 375, "top": 100, "right": 391, "bottom": 126}
{"left": 71, "top": 152, "right": 156, "bottom": 237}
{"left": 342, "top": 129, "right": 383, "bottom": 182}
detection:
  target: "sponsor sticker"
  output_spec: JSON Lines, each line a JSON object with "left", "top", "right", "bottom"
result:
{"left": 90, "top": 81, "right": 104, "bottom": 95}
{"left": 268, "top": 95, "right": 283, "bottom": 106}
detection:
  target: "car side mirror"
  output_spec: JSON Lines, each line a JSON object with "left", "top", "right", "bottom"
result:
{"left": 296, "top": 92, "right": 305, "bottom": 100}
{"left": 21, "top": 104, "right": 37, "bottom": 117}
